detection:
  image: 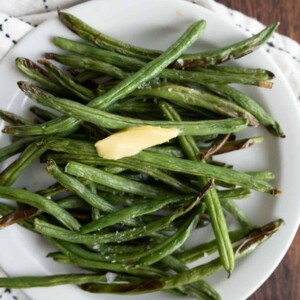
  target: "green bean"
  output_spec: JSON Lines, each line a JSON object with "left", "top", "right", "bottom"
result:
{"left": 162, "top": 255, "right": 221, "bottom": 300}
{"left": 196, "top": 66, "right": 275, "bottom": 79}
{"left": 246, "top": 171, "right": 275, "bottom": 181}
{"left": 209, "top": 160, "right": 233, "bottom": 169}
{"left": 49, "top": 252, "right": 162, "bottom": 284}
{"left": 136, "top": 214, "right": 199, "bottom": 266}
{"left": 2, "top": 115, "right": 80, "bottom": 136}
{"left": 58, "top": 231, "right": 159, "bottom": 263}
{"left": 213, "top": 180, "right": 235, "bottom": 189}
{"left": 133, "top": 83, "right": 258, "bottom": 126}
{"left": 45, "top": 53, "right": 130, "bottom": 80}
{"left": 80, "top": 121, "right": 111, "bottom": 140}
{"left": 0, "top": 274, "right": 136, "bottom": 288}
{"left": 81, "top": 281, "right": 163, "bottom": 294}
{"left": 90, "top": 241, "right": 159, "bottom": 255}
{"left": 52, "top": 234, "right": 159, "bottom": 262}
{"left": 0, "top": 141, "right": 47, "bottom": 186}
{"left": 69, "top": 133, "right": 98, "bottom": 141}
{"left": 12, "top": 19, "right": 206, "bottom": 136}
{"left": 47, "top": 52, "right": 272, "bottom": 88}
{"left": 118, "top": 172, "right": 149, "bottom": 181}
{"left": 0, "top": 207, "right": 37, "bottom": 229}
{"left": 200, "top": 134, "right": 231, "bottom": 160}
{"left": 53, "top": 37, "right": 145, "bottom": 70}
{"left": 148, "top": 145, "right": 184, "bottom": 157}
{"left": 34, "top": 198, "right": 201, "bottom": 244}
{"left": 48, "top": 252, "right": 161, "bottom": 277}
{"left": 206, "top": 84, "right": 284, "bottom": 137}
{"left": 93, "top": 183, "right": 120, "bottom": 194}
{"left": 15, "top": 57, "right": 68, "bottom": 95}
{"left": 80, "top": 194, "right": 194, "bottom": 234}
{"left": 38, "top": 59, "right": 95, "bottom": 101}
{"left": 113, "top": 100, "right": 167, "bottom": 115}
{"left": 94, "top": 188, "right": 250, "bottom": 207}
{"left": 92, "top": 193, "right": 142, "bottom": 206}
{"left": 88, "top": 182, "right": 101, "bottom": 221}
{"left": 162, "top": 256, "right": 221, "bottom": 300}
{"left": 59, "top": 12, "right": 278, "bottom": 66}
{"left": 58, "top": 12, "right": 162, "bottom": 60}
{"left": 47, "top": 239, "right": 155, "bottom": 263}
{"left": 74, "top": 70, "right": 102, "bottom": 83}
{"left": 65, "top": 162, "right": 166, "bottom": 198}
{"left": 38, "top": 182, "right": 67, "bottom": 197}
{"left": 175, "top": 228, "right": 249, "bottom": 263}
{"left": 0, "top": 109, "right": 32, "bottom": 126}
{"left": 200, "top": 136, "right": 264, "bottom": 156}
{"left": 175, "top": 23, "right": 279, "bottom": 68}
{"left": 0, "top": 137, "right": 39, "bottom": 163}
{"left": 0, "top": 187, "right": 80, "bottom": 231}
{"left": 113, "top": 95, "right": 219, "bottom": 120}
{"left": 217, "top": 188, "right": 251, "bottom": 201}
{"left": 151, "top": 144, "right": 228, "bottom": 159}
{"left": 161, "top": 68, "right": 273, "bottom": 88}
{"left": 101, "top": 166, "right": 126, "bottom": 174}
{"left": 220, "top": 198, "right": 254, "bottom": 229}
{"left": 0, "top": 203, "right": 34, "bottom": 231}
{"left": 56, "top": 195, "right": 89, "bottom": 210}
{"left": 16, "top": 82, "right": 248, "bottom": 136}
{"left": 81, "top": 219, "right": 284, "bottom": 294}
{"left": 169, "top": 284, "right": 210, "bottom": 299}
{"left": 30, "top": 106, "right": 58, "bottom": 122}
{"left": 47, "top": 160, "right": 115, "bottom": 212}
{"left": 133, "top": 151, "right": 278, "bottom": 194}
{"left": 0, "top": 203, "right": 15, "bottom": 216}
{"left": 160, "top": 101, "right": 235, "bottom": 274}
{"left": 113, "top": 100, "right": 210, "bottom": 122}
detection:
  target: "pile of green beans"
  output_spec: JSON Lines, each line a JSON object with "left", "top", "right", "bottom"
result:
{"left": 0, "top": 11, "right": 285, "bottom": 299}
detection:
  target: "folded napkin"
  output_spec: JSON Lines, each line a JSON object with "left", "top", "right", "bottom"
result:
{"left": 0, "top": 0, "right": 299, "bottom": 299}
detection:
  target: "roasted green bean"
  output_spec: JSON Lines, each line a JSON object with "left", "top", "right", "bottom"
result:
{"left": 0, "top": 187, "right": 80, "bottom": 231}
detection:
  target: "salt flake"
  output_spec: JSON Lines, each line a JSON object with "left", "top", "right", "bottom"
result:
{"left": 106, "top": 272, "right": 117, "bottom": 283}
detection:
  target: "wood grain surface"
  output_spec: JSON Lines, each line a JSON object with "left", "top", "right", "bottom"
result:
{"left": 216, "top": 1, "right": 300, "bottom": 299}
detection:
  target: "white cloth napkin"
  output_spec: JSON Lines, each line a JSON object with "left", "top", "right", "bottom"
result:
{"left": 0, "top": 0, "right": 299, "bottom": 299}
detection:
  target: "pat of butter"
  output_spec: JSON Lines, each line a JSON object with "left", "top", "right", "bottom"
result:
{"left": 95, "top": 126, "right": 179, "bottom": 160}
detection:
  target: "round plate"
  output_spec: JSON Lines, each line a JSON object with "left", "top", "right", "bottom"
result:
{"left": 0, "top": 0, "right": 299, "bottom": 299}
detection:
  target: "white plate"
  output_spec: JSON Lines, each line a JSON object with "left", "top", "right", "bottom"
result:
{"left": 0, "top": 0, "right": 299, "bottom": 299}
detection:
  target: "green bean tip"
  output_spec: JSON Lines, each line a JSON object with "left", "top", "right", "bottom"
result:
{"left": 17, "top": 81, "right": 30, "bottom": 92}
{"left": 258, "top": 81, "right": 273, "bottom": 89}
{"left": 37, "top": 59, "right": 50, "bottom": 66}
{"left": 44, "top": 53, "right": 55, "bottom": 59}
{"left": 270, "top": 188, "right": 281, "bottom": 196}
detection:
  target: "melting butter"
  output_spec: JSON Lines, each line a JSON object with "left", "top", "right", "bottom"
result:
{"left": 95, "top": 125, "right": 179, "bottom": 160}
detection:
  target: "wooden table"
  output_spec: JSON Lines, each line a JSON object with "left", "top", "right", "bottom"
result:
{"left": 216, "top": 1, "right": 300, "bottom": 299}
